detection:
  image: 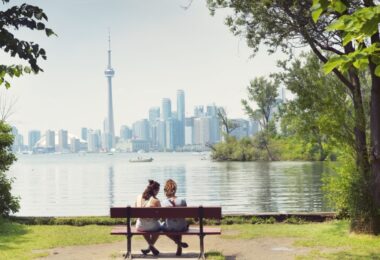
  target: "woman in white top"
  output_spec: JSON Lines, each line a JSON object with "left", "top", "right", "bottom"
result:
{"left": 161, "top": 179, "right": 189, "bottom": 256}
{"left": 135, "top": 180, "right": 161, "bottom": 256}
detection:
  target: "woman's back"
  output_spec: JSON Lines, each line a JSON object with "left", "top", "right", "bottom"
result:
{"left": 161, "top": 197, "right": 188, "bottom": 231}
{"left": 135, "top": 194, "right": 161, "bottom": 231}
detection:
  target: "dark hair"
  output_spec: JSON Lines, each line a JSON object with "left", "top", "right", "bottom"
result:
{"left": 142, "top": 180, "right": 160, "bottom": 200}
{"left": 164, "top": 179, "right": 177, "bottom": 198}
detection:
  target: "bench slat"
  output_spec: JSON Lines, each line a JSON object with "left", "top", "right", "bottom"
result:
{"left": 111, "top": 226, "right": 221, "bottom": 235}
{"left": 110, "top": 207, "right": 221, "bottom": 219}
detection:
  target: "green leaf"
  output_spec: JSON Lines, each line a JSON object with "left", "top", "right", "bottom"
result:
{"left": 331, "top": 0, "right": 347, "bottom": 14}
{"left": 323, "top": 56, "right": 346, "bottom": 74}
{"left": 375, "top": 65, "right": 380, "bottom": 77}
{"left": 312, "top": 6, "right": 323, "bottom": 23}
{"left": 5, "top": 81, "right": 11, "bottom": 89}
{"left": 45, "top": 28, "right": 56, "bottom": 37}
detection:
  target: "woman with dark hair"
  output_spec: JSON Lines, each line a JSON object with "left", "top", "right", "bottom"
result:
{"left": 135, "top": 180, "right": 161, "bottom": 256}
{"left": 161, "top": 179, "right": 189, "bottom": 256}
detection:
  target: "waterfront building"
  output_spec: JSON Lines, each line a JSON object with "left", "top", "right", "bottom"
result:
{"left": 124, "top": 139, "right": 150, "bottom": 152}
{"left": 58, "top": 129, "right": 68, "bottom": 152}
{"left": 193, "top": 117, "right": 211, "bottom": 145}
{"left": 28, "top": 130, "right": 41, "bottom": 150}
{"left": 45, "top": 130, "right": 55, "bottom": 152}
{"left": 161, "top": 98, "right": 171, "bottom": 120}
{"left": 177, "top": 89, "right": 185, "bottom": 147}
{"left": 87, "top": 130, "right": 100, "bottom": 152}
{"left": 81, "top": 127, "right": 88, "bottom": 141}
{"left": 165, "top": 118, "right": 176, "bottom": 150}
{"left": 157, "top": 120, "right": 166, "bottom": 151}
{"left": 185, "top": 117, "right": 194, "bottom": 145}
{"left": 230, "top": 119, "right": 250, "bottom": 139}
{"left": 12, "top": 126, "right": 24, "bottom": 152}
{"left": 120, "top": 125, "right": 132, "bottom": 140}
{"left": 70, "top": 137, "right": 80, "bottom": 153}
{"left": 132, "top": 119, "right": 150, "bottom": 141}
{"left": 194, "top": 105, "right": 204, "bottom": 117}
{"left": 148, "top": 107, "right": 160, "bottom": 124}
{"left": 104, "top": 32, "right": 116, "bottom": 150}
{"left": 206, "top": 104, "right": 220, "bottom": 144}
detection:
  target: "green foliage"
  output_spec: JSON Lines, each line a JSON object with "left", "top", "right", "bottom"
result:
{"left": 0, "top": 121, "right": 18, "bottom": 217}
{"left": 0, "top": 1, "right": 56, "bottom": 88}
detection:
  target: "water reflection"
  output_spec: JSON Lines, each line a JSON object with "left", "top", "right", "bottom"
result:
{"left": 8, "top": 153, "right": 331, "bottom": 216}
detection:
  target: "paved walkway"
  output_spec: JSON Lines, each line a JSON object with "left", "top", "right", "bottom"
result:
{"left": 38, "top": 234, "right": 318, "bottom": 260}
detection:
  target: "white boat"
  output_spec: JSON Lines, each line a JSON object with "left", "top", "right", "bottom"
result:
{"left": 129, "top": 157, "right": 153, "bottom": 163}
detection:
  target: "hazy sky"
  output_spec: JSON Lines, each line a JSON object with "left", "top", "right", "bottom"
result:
{"left": 1, "top": 0, "right": 288, "bottom": 138}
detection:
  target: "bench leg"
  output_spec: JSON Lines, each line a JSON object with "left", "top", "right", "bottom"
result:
{"left": 124, "top": 235, "right": 132, "bottom": 259}
{"left": 198, "top": 235, "right": 205, "bottom": 260}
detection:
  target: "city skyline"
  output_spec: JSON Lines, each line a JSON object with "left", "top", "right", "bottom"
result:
{"left": 1, "top": 0, "right": 289, "bottom": 138}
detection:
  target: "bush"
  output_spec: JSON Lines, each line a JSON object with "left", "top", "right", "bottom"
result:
{"left": 0, "top": 122, "right": 19, "bottom": 217}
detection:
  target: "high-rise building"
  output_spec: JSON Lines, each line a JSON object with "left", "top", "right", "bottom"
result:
{"left": 149, "top": 107, "right": 160, "bottom": 124}
{"left": 194, "top": 105, "right": 204, "bottom": 117}
{"left": 120, "top": 125, "right": 132, "bottom": 140}
{"left": 206, "top": 104, "right": 220, "bottom": 144}
{"left": 177, "top": 90, "right": 185, "bottom": 147}
{"left": 70, "top": 137, "right": 80, "bottom": 153}
{"left": 132, "top": 119, "right": 150, "bottom": 141}
{"left": 161, "top": 98, "right": 171, "bottom": 120}
{"left": 193, "top": 117, "right": 211, "bottom": 145}
{"left": 12, "top": 126, "right": 24, "bottom": 152}
{"left": 104, "top": 32, "right": 116, "bottom": 150}
{"left": 87, "top": 130, "right": 100, "bottom": 152}
{"left": 45, "top": 130, "right": 55, "bottom": 152}
{"left": 28, "top": 130, "right": 41, "bottom": 150}
{"left": 185, "top": 117, "right": 194, "bottom": 145}
{"left": 81, "top": 127, "right": 88, "bottom": 141}
{"left": 165, "top": 118, "right": 176, "bottom": 150}
{"left": 157, "top": 120, "right": 166, "bottom": 150}
{"left": 58, "top": 129, "right": 68, "bottom": 152}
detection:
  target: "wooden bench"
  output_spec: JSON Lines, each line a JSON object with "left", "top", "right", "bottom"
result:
{"left": 110, "top": 206, "right": 222, "bottom": 259}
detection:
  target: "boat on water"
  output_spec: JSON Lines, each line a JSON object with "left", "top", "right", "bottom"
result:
{"left": 129, "top": 157, "right": 153, "bottom": 163}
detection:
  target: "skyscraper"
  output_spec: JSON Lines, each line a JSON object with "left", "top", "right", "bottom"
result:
{"left": 28, "top": 130, "right": 41, "bottom": 150}
{"left": 149, "top": 107, "right": 160, "bottom": 124}
{"left": 104, "top": 32, "right": 115, "bottom": 150}
{"left": 45, "top": 130, "right": 55, "bottom": 152}
{"left": 81, "top": 127, "right": 88, "bottom": 141}
{"left": 161, "top": 98, "right": 171, "bottom": 120}
{"left": 177, "top": 90, "right": 185, "bottom": 147}
{"left": 58, "top": 129, "right": 68, "bottom": 152}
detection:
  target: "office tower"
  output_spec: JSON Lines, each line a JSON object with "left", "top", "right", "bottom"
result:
{"left": 81, "top": 127, "right": 88, "bottom": 141}
{"left": 132, "top": 119, "right": 150, "bottom": 141}
{"left": 148, "top": 107, "right": 160, "bottom": 124}
{"left": 230, "top": 119, "right": 249, "bottom": 139}
{"left": 194, "top": 105, "right": 204, "bottom": 117}
{"left": 206, "top": 104, "right": 220, "bottom": 143}
{"left": 177, "top": 89, "right": 185, "bottom": 147}
{"left": 193, "top": 117, "right": 211, "bottom": 145}
{"left": 28, "top": 130, "right": 41, "bottom": 150}
{"left": 120, "top": 125, "right": 132, "bottom": 140}
{"left": 185, "top": 117, "right": 194, "bottom": 145}
{"left": 161, "top": 98, "right": 171, "bottom": 120}
{"left": 70, "top": 137, "right": 80, "bottom": 153}
{"left": 87, "top": 130, "right": 100, "bottom": 152}
{"left": 157, "top": 120, "right": 166, "bottom": 150}
{"left": 104, "top": 32, "right": 115, "bottom": 150}
{"left": 58, "top": 129, "right": 68, "bottom": 151}
{"left": 165, "top": 118, "right": 175, "bottom": 150}
{"left": 12, "top": 126, "right": 24, "bottom": 152}
{"left": 45, "top": 130, "right": 55, "bottom": 152}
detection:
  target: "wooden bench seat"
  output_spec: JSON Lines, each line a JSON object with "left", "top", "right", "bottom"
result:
{"left": 111, "top": 226, "right": 221, "bottom": 236}
{"left": 110, "top": 206, "right": 222, "bottom": 259}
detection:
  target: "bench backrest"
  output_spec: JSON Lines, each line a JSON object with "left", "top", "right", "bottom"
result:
{"left": 110, "top": 206, "right": 222, "bottom": 219}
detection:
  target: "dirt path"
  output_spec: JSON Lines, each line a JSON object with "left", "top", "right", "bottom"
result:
{"left": 38, "top": 235, "right": 318, "bottom": 260}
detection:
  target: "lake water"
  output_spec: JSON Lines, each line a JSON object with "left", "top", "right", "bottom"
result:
{"left": 8, "top": 153, "right": 331, "bottom": 216}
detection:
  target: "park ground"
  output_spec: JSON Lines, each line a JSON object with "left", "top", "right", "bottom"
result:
{"left": 2, "top": 219, "right": 380, "bottom": 259}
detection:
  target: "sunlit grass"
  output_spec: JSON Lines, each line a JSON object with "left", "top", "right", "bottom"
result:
{"left": 0, "top": 219, "right": 123, "bottom": 260}
{"left": 223, "top": 220, "right": 380, "bottom": 259}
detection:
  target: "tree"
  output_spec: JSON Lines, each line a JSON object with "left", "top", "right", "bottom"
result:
{"left": 0, "top": 0, "right": 54, "bottom": 217}
{"left": 217, "top": 107, "right": 239, "bottom": 136}
{"left": 207, "top": 0, "right": 377, "bottom": 234}
{"left": 0, "top": 122, "right": 18, "bottom": 217}
{"left": 242, "top": 77, "right": 279, "bottom": 160}
{"left": 276, "top": 53, "right": 355, "bottom": 161}
{"left": 312, "top": 0, "right": 380, "bottom": 234}
{"left": 0, "top": 0, "right": 55, "bottom": 88}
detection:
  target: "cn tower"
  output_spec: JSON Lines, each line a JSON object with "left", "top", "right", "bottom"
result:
{"left": 104, "top": 32, "right": 115, "bottom": 149}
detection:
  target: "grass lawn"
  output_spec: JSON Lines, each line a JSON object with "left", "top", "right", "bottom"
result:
{"left": 3, "top": 218, "right": 380, "bottom": 259}
{"left": 223, "top": 220, "right": 380, "bottom": 259}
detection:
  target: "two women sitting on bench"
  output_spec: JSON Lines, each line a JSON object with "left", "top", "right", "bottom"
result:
{"left": 135, "top": 179, "right": 189, "bottom": 256}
